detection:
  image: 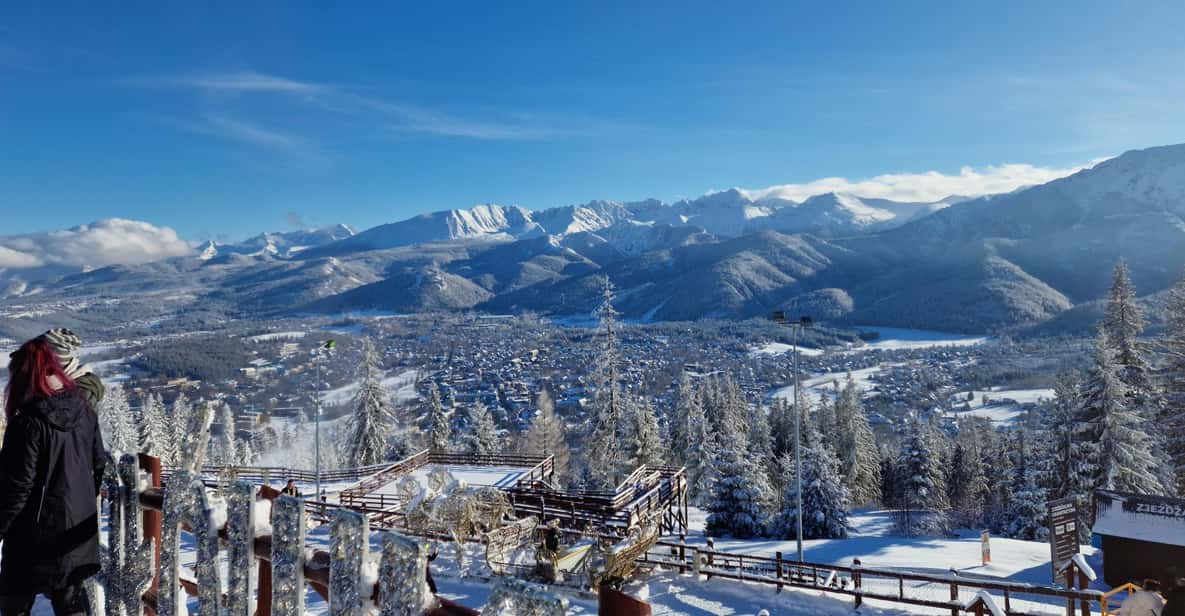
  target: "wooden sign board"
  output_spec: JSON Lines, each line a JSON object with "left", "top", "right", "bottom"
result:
{"left": 1048, "top": 497, "right": 1080, "bottom": 583}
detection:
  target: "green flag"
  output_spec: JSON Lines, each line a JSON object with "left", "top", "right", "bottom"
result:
{"left": 322, "top": 339, "right": 336, "bottom": 350}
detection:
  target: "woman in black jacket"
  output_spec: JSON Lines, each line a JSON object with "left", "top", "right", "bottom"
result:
{"left": 0, "top": 338, "right": 106, "bottom": 616}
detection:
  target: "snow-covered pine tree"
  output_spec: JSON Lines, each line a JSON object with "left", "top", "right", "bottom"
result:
{"left": 236, "top": 427, "right": 255, "bottom": 465}
{"left": 1079, "top": 326, "right": 1165, "bottom": 494}
{"left": 342, "top": 338, "right": 394, "bottom": 467}
{"left": 213, "top": 401, "right": 238, "bottom": 466}
{"left": 626, "top": 396, "right": 665, "bottom": 468}
{"left": 168, "top": 393, "right": 191, "bottom": 466}
{"left": 814, "top": 384, "right": 840, "bottom": 453}
{"left": 426, "top": 384, "right": 451, "bottom": 452}
{"left": 582, "top": 276, "right": 627, "bottom": 490}
{"left": 467, "top": 405, "right": 501, "bottom": 455}
{"left": 769, "top": 396, "right": 797, "bottom": 466}
{"left": 746, "top": 403, "right": 776, "bottom": 485}
{"left": 525, "top": 389, "right": 570, "bottom": 480}
{"left": 668, "top": 377, "right": 698, "bottom": 466}
{"left": 139, "top": 393, "right": 174, "bottom": 465}
{"left": 982, "top": 426, "right": 1015, "bottom": 526}
{"left": 770, "top": 420, "right": 850, "bottom": 539}
{"left": 834, "top": 374, "right": 881, "bottom": 507}
{"left": 947, "top": 439, "right": 989, "bottom": 527}
{"left": 682, "top": 381, "right": 718, "bottom": 505}
{"left": 98, "top": 383, "right": 138, "bottom": 455}
{"left": 705, "top": 415, "right": 772, "bottom": 539}
{"left": 1104, "top": 260, "right": 1155, "bottom": 398}
{"left": 1103, "top": 261, "right": 1174, "bottom": 490}
{"left": 895, "top": 416, "right": 949, "bottom": 536}
{"left": 1046, "top": 373, "right": 1082, "bottom": 496}
{"left": 880, "top": 450, "right": 902, "bottom": 511}
{"left": 1160, "top": 268, "right": 1185, "bottom": 494}
{"left": 1004, "top": 427, "right": 1049, "bottom": 540}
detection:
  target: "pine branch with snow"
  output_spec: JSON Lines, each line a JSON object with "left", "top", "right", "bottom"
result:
{"left": 98, "top": 383, "right": 138, "bottom": 456}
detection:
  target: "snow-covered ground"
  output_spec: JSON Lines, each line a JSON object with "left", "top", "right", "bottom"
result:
{"left": 771, "top": 365, "right": 886, "bottom": 405}
{"left": 748, "top": 342, "right": 825, "bottom": 358}
{"left": 372, "top": 464, "right": 528, "bottom": 494}
{"left": 945, "top": 387, "right": 1054, "bottom": 425}
{"left": 672, "top": 507, "right": 1101, "bottom": 615}
{"left": 320, "top": 369, "right": 420, "bottom": 406}
{"left": 248, "top": 331, "right": 307, "bottom": 341}
{"left": 852, "top": 327, "right": 989, "bottom": 351}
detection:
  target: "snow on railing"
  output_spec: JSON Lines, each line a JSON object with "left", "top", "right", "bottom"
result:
{"left": 95, "top": 452, "right": 565, "bottom": 615}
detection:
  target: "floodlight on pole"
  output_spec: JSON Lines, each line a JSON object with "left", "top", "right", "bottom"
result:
{"left": 314, "top": 339, "right": 336, "bottom": 501}
{"left": 772, "top": 311, "right": 813, "bottom": 563}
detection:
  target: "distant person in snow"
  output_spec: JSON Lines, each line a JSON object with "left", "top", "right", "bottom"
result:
{"left": 0, "top": 338, "right": 106, "bottom": 616}
{"left": 1119, "top": 578, "right": 1164, "bottom": 616}
{"left": 281, "top": 479, "right": 302, "bottom": 498}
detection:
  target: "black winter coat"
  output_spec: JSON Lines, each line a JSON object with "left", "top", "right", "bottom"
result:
{"left": 1165, "top": 587, "right": 1185, "bottom": 616}
{"left": 0, "top": 389, "right": 105, "bottom": 594}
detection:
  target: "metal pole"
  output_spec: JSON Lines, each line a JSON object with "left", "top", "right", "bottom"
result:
{"left": 793, "top": 323, "right": 803, "bottom": 563}
{"left": 315, "top": 351, "right": 322, "bottom": 500}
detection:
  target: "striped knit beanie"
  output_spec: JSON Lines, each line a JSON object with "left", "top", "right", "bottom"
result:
{"left": 40, "top": 327, "right": 83, "bottom": 361}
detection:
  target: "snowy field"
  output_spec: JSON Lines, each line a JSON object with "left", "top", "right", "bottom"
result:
{"left": 852, "top": 327, "right": 989, "bottom": 351}
{"left": 248, "top": 331, "right": 308, "bottom": 341}
{"left": 945, "top": 388, "right": 1054, "bottom": 425}
{"left": 320, "top": 369, "right": 420, "bottom": 406}
{"left": 748, "top": 342, "right": 825, "bottom": 358}
{"left": 671, "top": 507, "right": 1101, "bottom": 615}
{"left": 771, "top": 365, "right": 887, "bottom": 405}
{"left": 372, "top": 464, "right": 528, "bottom": 493}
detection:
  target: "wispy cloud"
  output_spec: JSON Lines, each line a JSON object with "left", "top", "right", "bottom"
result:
{"left": 125, "top": 70, "right": 324, "bottom": 95}
{"left": 742, "top": 159, "right": 1108, "bottom": 203}
{"left": 126, "top": 69, "right": 593, "bottom": 141}
{"left": 201, "top": 113, "right": 307, "bottom": 150}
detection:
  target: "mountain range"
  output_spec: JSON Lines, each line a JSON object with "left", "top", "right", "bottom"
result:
{"left": 4, "top": 143, "right": 1185, "bottom": 336}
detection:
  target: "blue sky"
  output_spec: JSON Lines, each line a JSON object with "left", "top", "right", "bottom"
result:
{"left": 2, "top": 1, "right": 1183, "bottom": 241}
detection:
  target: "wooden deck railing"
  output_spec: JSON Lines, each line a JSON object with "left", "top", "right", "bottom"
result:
{"left": 639, "top": 538, "right": 1105, "bottom": 616}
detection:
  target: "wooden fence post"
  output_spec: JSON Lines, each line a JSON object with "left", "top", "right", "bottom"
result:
{"left": 1065, "top": 564, "right": 1076, "bottom": 616}
{"left": 138, "top": 453, "right": 162, "bottom": 616}
{"left": 679, "top": 534, "right": 687, "bottom": 575}
{"left": 705, "top": 538, "right": 715, "bottom": 580}
{"left": 1078, "top": 569, "right": 1091, "bottom": 616}
{"left": 852, "top": 559, "right": 863, "bottom": 608}
{"left": 256, "top": 561, "right": 272, "bottom": 616}
{"left": 775, "top": 552, "right": 784, "bottom": 592}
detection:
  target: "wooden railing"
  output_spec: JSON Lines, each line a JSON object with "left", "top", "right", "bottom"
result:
{"left": 167, "top": 461, "right": 394, "bottom": 484}
{"left": 1100, "top": 583, "right": 1141, "bottom": 616}
{"left": 106, "top": 452, "right": 568, "bottom": 616}
{"left": 638, "top": 538, "right": 1105, "bottom": 616}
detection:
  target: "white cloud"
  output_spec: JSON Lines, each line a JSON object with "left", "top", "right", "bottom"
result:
{"left": 0, "top": 219, "right": 194, "bottom": 270}
{"left": 741, "top": 159, "right": 1109, "bottom": 203}
{"left": 0, "top": 245, "right": 43, "bottom": 268}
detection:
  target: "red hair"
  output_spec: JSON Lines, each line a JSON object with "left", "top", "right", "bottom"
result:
{"left": 5, "top": 338, "right": 76, "bottom": 421}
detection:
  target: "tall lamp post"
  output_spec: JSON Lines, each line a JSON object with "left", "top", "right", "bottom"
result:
{"left": 772, "top": 311, "right": 813, "bottom": 563}
{"left": 314, "top": 339, "right": 336, "bottom": 500}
